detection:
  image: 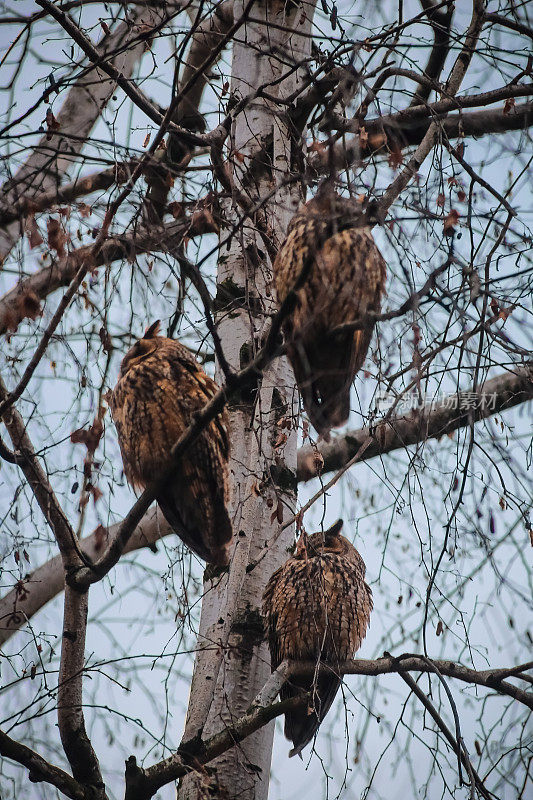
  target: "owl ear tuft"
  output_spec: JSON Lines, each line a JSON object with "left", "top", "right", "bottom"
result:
{"left": 325, "top": 519, "right": 344, "bottom": 538}
{"left": 143, "top": 320, "right": 161, "bottom": 339}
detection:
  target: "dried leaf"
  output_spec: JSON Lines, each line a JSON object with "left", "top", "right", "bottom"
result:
{"left": 14, "top": 290, "right": 41, "bottom": 326}
{"left": 313, "top": 451, "right": 324, "bottom": 475}
{"left": 70, "top": 417, "right": 104, "bottom": 455}
{"left": 443, "top": 208, "right": 460, "bottom": 235}
{"left": 358, "top": 126, "right": 368, "bottom": 149}
{"left": 25, "top": 215, "right": 44, "bottom": 249}
{"left": 91, "top": 485, "right": 103, "bottom": 503}
{"left": 388, "top": 143, "right": 403, "bottom": 170}
{"left": 273, "top": 432, "right": 288, "bottom": 450}
{"left": 45, "top": 107, "right": 60, "bottom": 140}
{"left": 99, "top": 18, "right": 110, "bottom": 34}
{"left": 94, "top": 524, "right": 107, "bottom": 551}
{"left": 503, "top": 97, "right": 515, "bottom": 115}
{"left": 78, "top": 202, "right": 91, "bottom": 218}
{"left": 436, "top": 620, "right": 443, "bottom": 636}
{"left": 47, "top": 217, "right": 67, "bottom": 256}
{"left": 457, "top": 189, "right": 466, "bottom": 202}
{"left": 191, "top": 207, "right": 219, "bottom": 234}
{"left": 168, "top": 201, "right": 184, "bottom": 219}
{"left": 436, "top": 193, "right": 445, "bottom": 208}
{"left": 143, "top": 131, "right": 151, "bottom": 148}
{"left": 99, "top": 326, "right": 113, "bottom": 353}
{"left": 308, "top": 139, "right": 326, "bottom": 154}
{"left": 475, "top": 740, "right": 482, "bottom": 756}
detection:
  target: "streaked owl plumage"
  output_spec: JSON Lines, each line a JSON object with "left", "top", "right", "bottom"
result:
{"left": 262, "top": 519, "right": 372, "bottom": 757}
{"left": 273, "top": 188, "right": 386, "bottom": 436}
{"left": 109, "top": 322, "right": 233, "bottom": 566}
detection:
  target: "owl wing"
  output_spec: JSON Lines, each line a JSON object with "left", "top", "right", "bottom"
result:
{"left": 262, "top": 563, "right": 289, "bottom": 672}
{"left": 157, "top": 432, "right": 232, "bottom": 565}
{"left": 157, "top": 347, "right": 232, "bottom": 565}
{"left": 284, "top": 227, "right": 386, "bottom": 436}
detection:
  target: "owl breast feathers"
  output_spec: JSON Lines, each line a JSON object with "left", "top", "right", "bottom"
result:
{"left": 262, "top": 519, "right": 372, "bottom": 757}
{"left": 109, "top": 321, "right": 233, "bottom": 566}
{"left": 273, "top": 189, "right": 386, "bottom": 437}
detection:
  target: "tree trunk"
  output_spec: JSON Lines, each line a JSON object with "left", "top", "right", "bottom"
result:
{"left": 177, "top": 3, "right": 315, "bottom": 798}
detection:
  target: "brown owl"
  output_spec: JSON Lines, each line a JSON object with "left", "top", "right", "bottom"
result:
{"left": 109, "top": 322, "right": 233, "bottom": 566}
{"left": 273, "top": 186, "right": 386, "bottom": 436}
{"left": 262, "top": 519, "right": 372, "bottom": 758}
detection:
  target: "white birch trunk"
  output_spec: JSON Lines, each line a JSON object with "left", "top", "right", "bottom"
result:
{"left": 178, "top": 2, "right": 315, "bottom": 798}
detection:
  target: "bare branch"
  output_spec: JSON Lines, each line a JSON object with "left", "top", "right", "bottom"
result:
{"left": 0, "top": 161, "right": 138, "bottom": 227}
{"left": 0, "top": 4, "right": 167, "bottom": 261}
{"left": 398, "top": 671, "right": 490, "bottom": 799}
{"left": 0, "top": 375, "right": 80, "bottom": 569}
{"left": 121, "top": 655, "right": 532, "bottom": 799}
{"left": 0, "top": 729, "right": 87, "bottom": 800}
{"left": 376, "top": 0, "right": 486, "bottom": 222}
{"left": 410, "top": 0, "right": 454, "bottom": 107}
{"left": 57, "top": 586, "right": 105, "bottom": 794}
{"left": 0, "top": 212, "right": 210, "bottom": 335}
{"left": 298, "top": 363, "right": 533, "bottom": 482}
{"left": 0, "top": 508, "right": 171, "bottom": 647}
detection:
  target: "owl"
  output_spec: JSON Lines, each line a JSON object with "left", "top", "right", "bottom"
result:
{"left": 109, "top": 321, "right": 233, "bottom": 566}
{"left": 262, "top": 519, "right": 372, "bottom": 758}
{"left": 273, "top": 186, "right": 386, "bottom": 436}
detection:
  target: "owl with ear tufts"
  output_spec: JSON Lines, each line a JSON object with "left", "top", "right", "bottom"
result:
{"left": 109, "top": 321, "right": 233, "bottom": 566}
{"left": 273, "top": 187, "right": 386, "bottom": 437}
{"left": 262, "top": 519, "right": 372, "bottom": 758}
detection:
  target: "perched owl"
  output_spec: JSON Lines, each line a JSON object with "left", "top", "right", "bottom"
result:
{"left": 273, "top": 187, "right": 386, "bottom": 436}
{"left": 109, "top": 321, "right": 233, "bottom": 566}
{"left": 262, "top": 519, "right": 372, "bottom": 758}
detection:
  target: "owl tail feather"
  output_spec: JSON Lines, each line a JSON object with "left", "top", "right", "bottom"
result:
{"left": 157, "top": 492, "right": 232, "bottom": 567}
{"left": 291, "top": 330, "right": 370, "bottom": 437}
{"left": 282, "top": 673, "right": 342, "bottom": 758}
